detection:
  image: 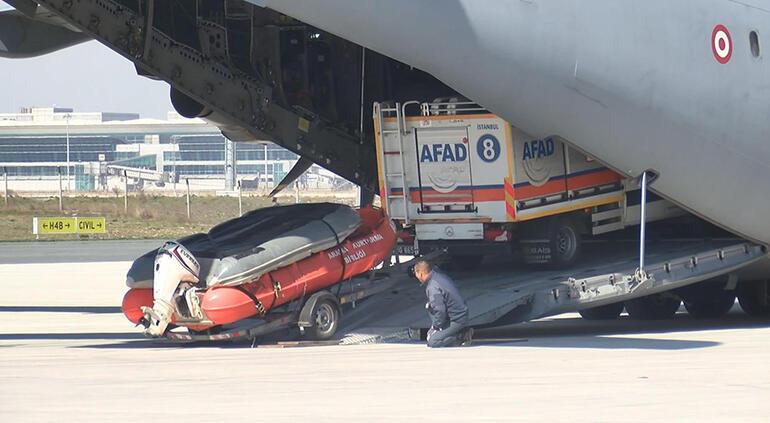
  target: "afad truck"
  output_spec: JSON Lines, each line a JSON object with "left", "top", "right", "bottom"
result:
{"left": 374, "top": 100, "right": 684, "bottom": 268}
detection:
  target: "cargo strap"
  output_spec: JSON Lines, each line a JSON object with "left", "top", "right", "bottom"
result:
{"left": 320, "top": 219, "right": 347, "bottom": 284}
{"left": 235, "top": 285, "right": 266, "bottom": 316}
{"left": 268, "top": 272, "right": 282, "bottom": 298}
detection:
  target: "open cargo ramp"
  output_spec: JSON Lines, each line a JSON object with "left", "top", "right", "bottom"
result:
{"left": 338, "top": 240, "right": 767, "bottom": 344}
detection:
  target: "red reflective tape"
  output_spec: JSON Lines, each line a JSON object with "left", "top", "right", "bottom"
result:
{"left": 504, "top": 181, "right": 515, "bottom": 197}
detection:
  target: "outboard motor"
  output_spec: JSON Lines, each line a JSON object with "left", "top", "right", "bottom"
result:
{"left": 142, "top": 241, "right": 200, "bottom": 337}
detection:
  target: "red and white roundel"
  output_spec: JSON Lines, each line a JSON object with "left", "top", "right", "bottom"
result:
{"left": 712, "top": 24, "right": 732, "bottom": 64}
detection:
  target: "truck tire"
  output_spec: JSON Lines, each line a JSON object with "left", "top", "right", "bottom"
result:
{"left": 579, "top": 302, "right": 625, "bottom": 320}
{"left": 680, "top": 280, "right": 736, "bottom": 319}
{"left": 304, "top": 298, "right": 340, "bottom": 341}
{"left": 548, "top": 217, "right": 581, "bottom": 268}
{"left": 625, "top": 293, "right": 681, "bottom": 320}
{"left": 518, "top": 216, "right": 582, "bottom": 268}
{"left": 737, "top": 280, "right": 770, "bottom": 317}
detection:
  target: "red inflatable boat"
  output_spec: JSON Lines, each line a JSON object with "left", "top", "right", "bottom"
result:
{"left": 122, "top": 207, "right": 396, "bottom": 334}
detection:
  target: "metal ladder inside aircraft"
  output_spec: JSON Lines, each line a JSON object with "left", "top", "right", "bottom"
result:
{"left": 375, "top": 102, "right": 412, "bottom": 224}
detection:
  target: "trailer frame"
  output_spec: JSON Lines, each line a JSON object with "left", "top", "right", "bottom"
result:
{"left": 162, "top": 255, "right": 426, "bottom": 343}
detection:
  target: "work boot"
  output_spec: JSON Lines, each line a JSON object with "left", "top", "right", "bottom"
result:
{"left": 460, "top": 327, "right": 474, "bottom": 346}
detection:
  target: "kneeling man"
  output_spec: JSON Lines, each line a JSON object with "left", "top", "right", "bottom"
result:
{"left": 413, "top": 259, "right": 473, "bottom": 347}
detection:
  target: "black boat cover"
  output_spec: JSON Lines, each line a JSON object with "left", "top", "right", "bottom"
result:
{"left": 126, "top": 203, "right": 361, "bottom": 288}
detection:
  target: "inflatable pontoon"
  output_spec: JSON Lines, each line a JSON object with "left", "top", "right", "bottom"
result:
{"left": 121, "top": 203, "right": 396, "bottom": 337}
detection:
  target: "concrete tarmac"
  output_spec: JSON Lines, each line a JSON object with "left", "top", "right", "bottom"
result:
{"left": 0, "top": 240, "right": 162, "bottom": 264}
{"left": 2, "top": 260, "right": 770, "bottom": 422}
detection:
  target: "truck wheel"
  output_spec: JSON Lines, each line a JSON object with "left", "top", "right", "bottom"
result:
{"left": 680, "top": 279, "right": 736, "bottom": 319}
{"left": 518, "top": 216, "right": 582, "bottom": 268}
{"left": 625, "top": 293, "right": 681, "bottom": 320}
{"left": 737, "top": 280, "right": 770, "bottom": 317}
{"left": 548, "top": 218, "right": 581, "bottom": 268}
{"left": 304, "top": 298, "right": 340, "bottom": 341}
{"left": 579, "top": 302, "right": 625, "bottom": 320}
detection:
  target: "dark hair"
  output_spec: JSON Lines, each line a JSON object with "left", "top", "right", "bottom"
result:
{"left": 413, "top": 260, "right": 432, "bottom": 273}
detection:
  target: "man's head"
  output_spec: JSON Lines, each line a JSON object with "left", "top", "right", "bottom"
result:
{"left": 413, "top": 260, "right": 433, "bottom": 284}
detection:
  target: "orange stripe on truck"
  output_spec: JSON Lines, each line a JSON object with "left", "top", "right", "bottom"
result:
{"left": 566, "top": 169, "right": 622, "bottom": 191}
{"left": 409, "top": 189, "right": 504, "bottom": 203}
{"left": 516, "top": 169, "right": 622, "bottom": 200}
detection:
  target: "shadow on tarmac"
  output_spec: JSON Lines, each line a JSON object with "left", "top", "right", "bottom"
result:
{"left": 72, "top": 339, "right": 259, "bottom": 349}
{"left": 470, "top": 337, "right": 719, "bottom": 350}
{"left": 4, "top": 309, "right": 768, "bottom": 351}
{"left": 0, "top": 332, "right": 251, "bottom": 349}
{"left": 0, "top": 332, "right": 143, "bottom": 341}
{"left": 0, "top": 306, "right": 121, "bottom": 314}
{"left": 466, "top": 309, "right": 770, "bottom": 350}
{"left": 54, "top": 312, "right": 770, "bottom": 350}
{"left": 478, "top": 310, "right": 770, "bottom": 339}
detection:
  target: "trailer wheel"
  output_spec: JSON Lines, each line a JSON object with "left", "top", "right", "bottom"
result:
{"left": 304, "top": 298, "right": 340, "bottom": 341}
{"left": 579, "top": 302, "right": 625, "bottom": 320}
{"left": 680, "top": 279, "right": 736, "bottom": 319}
{"left": 625, "top": 293, "right": 681, "bottom": 320}
{"left": 737, "top": 280, "right": 770, "bottom": 317}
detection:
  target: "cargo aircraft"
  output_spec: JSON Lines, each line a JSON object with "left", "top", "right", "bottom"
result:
{"left": 3, "top": 0, "right": 770, "bottom": 319}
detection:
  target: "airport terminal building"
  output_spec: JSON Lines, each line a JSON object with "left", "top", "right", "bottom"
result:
{"left": 0, "top": 107, "right": 323, "bottom": 193}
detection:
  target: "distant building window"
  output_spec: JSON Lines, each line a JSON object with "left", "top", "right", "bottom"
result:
{"left": 750, "top": 31, "right": 761, "bottom": 58}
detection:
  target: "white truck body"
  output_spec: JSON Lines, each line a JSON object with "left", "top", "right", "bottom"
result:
{"left": 374, "top": 101, "right": 683, "bottom": 257}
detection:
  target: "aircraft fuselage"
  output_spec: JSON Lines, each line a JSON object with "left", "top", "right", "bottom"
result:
{"left": 262, "top": 0, "right": 770, "bottom": 244}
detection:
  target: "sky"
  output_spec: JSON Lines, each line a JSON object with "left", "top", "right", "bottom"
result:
{"left": 0, "top": 1, "right": 175, "bottom": 118}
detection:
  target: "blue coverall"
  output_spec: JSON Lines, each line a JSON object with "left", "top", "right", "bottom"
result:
{"left": 424, "top": 270, "right": 469, "bottom": 348}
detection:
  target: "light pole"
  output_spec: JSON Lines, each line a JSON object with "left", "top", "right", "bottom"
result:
{"left": 171, "top": 136, "right": 177, "bottom": 196}
{"left": 65, "top": 113, "right": 71, "bottom": 191}
{"left": 264, "top": 143, "right": 269, "bottom": 191}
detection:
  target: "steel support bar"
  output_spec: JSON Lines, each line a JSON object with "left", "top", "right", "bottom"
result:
{"left": 639, "top": 171, "right": 648, "bottom": 273}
